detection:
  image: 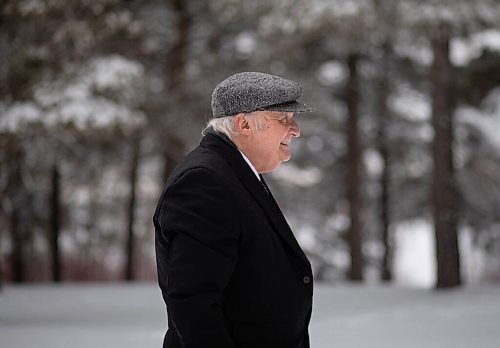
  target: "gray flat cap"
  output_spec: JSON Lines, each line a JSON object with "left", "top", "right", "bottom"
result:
{"left": 211, "top": 72, "right": 315, "bottom": 118}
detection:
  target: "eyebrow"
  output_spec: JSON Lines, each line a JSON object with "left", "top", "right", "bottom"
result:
{"left": 278, "top": 114, "right": 288, "bottom": 119}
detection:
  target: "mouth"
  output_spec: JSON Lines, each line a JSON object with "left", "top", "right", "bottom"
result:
{"left": 280, "top": 139, "right": 291, "bottom": 146}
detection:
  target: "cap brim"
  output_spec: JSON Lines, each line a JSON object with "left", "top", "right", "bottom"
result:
{"left": 260, "top": 100, "right": 316, "bottom": 113}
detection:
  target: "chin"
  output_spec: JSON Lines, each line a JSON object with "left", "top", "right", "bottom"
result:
{"left": 262, "top": 162, "right": 281, "bottom": 173}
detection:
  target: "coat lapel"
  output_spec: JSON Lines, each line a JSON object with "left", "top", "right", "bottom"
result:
{"left": 201, "top": 131, "right": 309, "bottom": 264}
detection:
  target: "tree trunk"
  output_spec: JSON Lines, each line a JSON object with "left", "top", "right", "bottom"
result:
{"left": 10, "top": 209, "right": 24, "bottom": 282}
{"left": 377, "top": 40, "right": 393, "bottom": 282}
{"left": 0, "top": 218, "right": 3, "bottom": 289}
{"left": 161, "top": 0, "right": 190, "bottom": 183}
{"left": 6, "top": 138, "right": 25, "bottom": 283}
{"left": 167, "top": 0, "right": 190, "bottom": 93}
{"left": 50, "top": 162, "right": 62, "bottom": 282}
{"left": 124, "top": 135, "right": 141, "bottom": 281}
{"left": 431, "top": 25, "right": 461, "bottom": 289}
{"left": 373, "top": 0, "right": 395, "bottom": 282}
{"left": 345, "top": 53, "right": 363, "bottom": 281}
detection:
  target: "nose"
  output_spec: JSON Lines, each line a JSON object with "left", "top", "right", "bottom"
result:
{"left": 290, "top": 117, "right": 300, "bottom": 138}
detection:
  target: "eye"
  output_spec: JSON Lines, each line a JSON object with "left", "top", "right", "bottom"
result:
{"left": 278, "top": 116, "right": 288, "bottom": 124}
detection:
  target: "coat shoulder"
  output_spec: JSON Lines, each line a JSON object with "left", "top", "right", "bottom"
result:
{"left": 167, "top": 144, "right": 232, "bottom": 188}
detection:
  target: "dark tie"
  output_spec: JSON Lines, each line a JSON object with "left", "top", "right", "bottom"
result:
{"left": 259, "top": 174, "right": 272, "bottom": 196}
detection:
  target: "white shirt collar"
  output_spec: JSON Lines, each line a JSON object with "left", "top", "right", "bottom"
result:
{"left": 238, "top": 150, "right": 260, "bottom": 180}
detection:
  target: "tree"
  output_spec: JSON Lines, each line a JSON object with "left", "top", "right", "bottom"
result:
{"left": 373, "top": 0, "right": 398, "bottom": 281}
{"left": 398, "top": 0, "right": 500, "bottom": 287}
{"left": 50, "top": 163, "right": 62, "bottom": 282}
{"left": 345, "top": 53, "right": 364, "bottom": 281}
{"left": 2, "top": 0, "right": 500, "bottom": 285}
{"left": 124, "top": 131, "right": 141, "bottom": 281}
{"left": 3, "top": 138, "right": 27, "bottom": 282}
{"left": 160, "top": 0, "right": 191, "bottom": 183}
{"left": 375, "top": 41, "right": 394, "bottom": 282}
{"left": 430, "top": 24, "right": 461, "bottom": 288}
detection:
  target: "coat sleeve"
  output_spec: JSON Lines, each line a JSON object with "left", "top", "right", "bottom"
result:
{"left": 155, "top": 167, "right": 239, "bottom": 348}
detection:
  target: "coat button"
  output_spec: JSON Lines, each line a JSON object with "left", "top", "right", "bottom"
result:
{"left": 302, "top": 276, "right": 311, "bottom": 284}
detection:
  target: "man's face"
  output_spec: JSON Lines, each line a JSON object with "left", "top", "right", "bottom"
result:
{"left": 248, "top": 111, "right": 301, "bottom": 173}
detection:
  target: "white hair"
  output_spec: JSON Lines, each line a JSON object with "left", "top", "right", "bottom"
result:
{"left": 202, "top": 113, "right": 266, "bottom": 137}
{"left": 202, "top": 115, "right": 237, "bottom": 137}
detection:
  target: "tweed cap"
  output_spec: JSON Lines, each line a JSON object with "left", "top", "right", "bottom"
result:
{"left": 211, "top": 72, "right": 315, "bottom": 118}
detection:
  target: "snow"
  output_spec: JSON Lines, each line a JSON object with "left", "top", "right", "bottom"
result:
{"left": 317, "top": 61, "right": 348, "bottom": 87}
{"left": 16, "top": 0, "right": 47, "bottom": 16}
{"left": 0, "top": 102, "right": 42, "bottom": 131}
{"left": 271, "top": 163, "right": 323, "bottom": 187}
{"left": 457, "top": 88, "right": 500, "bottom": 152}
{"left": 393, "top": 34, "right": 433, "bottom": 67}
{"left": 311, "top": 284, "right": 500, "bottom": 348}
{"left": 393, "top": 219, "right": 436, "bottom": 288}
{"left": 388, "top": 87, "right": 431, "bottom": 122}
{"left": 88, "top": 55, "right": 144, "bottom": 90}
{"left": 451, "top": 30, "right": 500, "bottom": 66}
{"left": 235, "top": 32, "right": 257, "bottom": 58}
{"left": 300, "top": 214, "right": 488, "bottom": 290}
{"left": 258, "top": 0, "right": 372, "bottom": 36}
{"left": 363, "top": 149, "right": 384, "bottom": 178}
{"left": 1, "top": 282, "right": 499, "bottom": 348}
{"left": 0, "top": 55, "right": 145, "bottom": 132}
{"left": 393, "top": 219, "right": 498, "bottom": 288}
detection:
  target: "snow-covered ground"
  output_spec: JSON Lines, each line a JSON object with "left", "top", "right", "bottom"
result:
{"left": 1, "top": 283, "right": 499, "bottom": 348}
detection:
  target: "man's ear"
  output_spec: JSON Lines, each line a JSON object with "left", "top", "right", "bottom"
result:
{"left": 234, "top": 113, "right": 251, "bottom": 136}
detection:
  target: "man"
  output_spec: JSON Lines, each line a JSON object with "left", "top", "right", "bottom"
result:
{"left": 154, "top": 72, "right": 315, "bottom": 348}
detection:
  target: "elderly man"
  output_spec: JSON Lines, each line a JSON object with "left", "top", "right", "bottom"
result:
{"left": 154, "top": 72, "right": 315, "bottom": 348}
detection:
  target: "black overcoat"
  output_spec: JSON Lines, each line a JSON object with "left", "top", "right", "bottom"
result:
{"left": 154, "top": 130, "right": 313, "bottom": 348}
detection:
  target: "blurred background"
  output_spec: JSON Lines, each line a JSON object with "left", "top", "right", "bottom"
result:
{"left": 1, "top": 0, "right": 500, "bottom": 290}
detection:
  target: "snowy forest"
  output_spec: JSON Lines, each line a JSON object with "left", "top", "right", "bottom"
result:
{"left": 1, "top": 0, "right": 500, "bottom": 289}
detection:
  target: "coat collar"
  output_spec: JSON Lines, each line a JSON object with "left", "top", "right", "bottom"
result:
{"left": 200, "top": 130, "right": 309, "bottom": 264}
